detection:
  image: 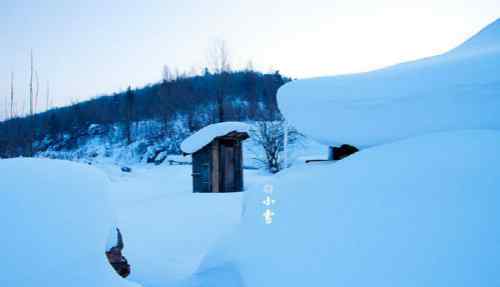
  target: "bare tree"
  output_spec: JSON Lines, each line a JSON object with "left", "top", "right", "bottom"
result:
{"left": 10, "top": 71, "right": 14, "bottom": 119}
{"left": 209, "top": 40, "right": 231, "bottom": 74}
{"left": 123, "top": 86, "right": 135, "bottom": 144}
{"left": 27, "top": 50, "right": 34, "bottom": 156}
{"left": 250, "top": 119, "right": 302, "bottom": 173}
{"left": 3, "top": 91, "right": 7, "bottom": 121}
{"left": 35, "top": 71, "right": 39, "bottom": 114}
{"left": 29, "top": 50, "right": 34, "bottom": 117}
{"left": 46, "top": 80, "right": 50, "bottom": 111}
{"left": 162, "top": 65, "right": 174, "bottom": 82}
{"left": 208, "top": 40, "right": 231, "bottom": 122}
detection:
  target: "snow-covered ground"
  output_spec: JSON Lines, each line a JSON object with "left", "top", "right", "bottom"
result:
{"left": 0, "top": 156, "right": 275, "bottom": 287}
{"left": 0, "top": 158, "right": 139, "bottom": 287}
{"left": 103, "top": 164, "right": 253, "bottom": 287}
{"left": 213, "top": 130, "right": 500, "bottom": 287}
{"left": 3, "top": 18, "right": 500, "bottom": 287}
{"left": 97, "top": 137, "right": 323, "bottom": 287}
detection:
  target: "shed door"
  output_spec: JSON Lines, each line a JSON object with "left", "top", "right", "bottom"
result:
{"left": 221, "top": 140, "right": 235, "bottom": 192}
{"left": 193, "top": 147, "right": 210, "bottom": 193}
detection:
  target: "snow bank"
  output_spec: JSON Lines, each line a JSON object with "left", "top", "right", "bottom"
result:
{"left": 106, "top": 164, "right": 245, "bottom": 287}
{"left": 278, "top": 19, "right": 500, "bottom": 148}
{"left": 223, "top": 130, "right": 500, "bottom": 287}
{"left": 180, "top": 122, "right": 250, "bottom": 154}
{"left": 0, "top": 158, "right": 139, "bottom": 287}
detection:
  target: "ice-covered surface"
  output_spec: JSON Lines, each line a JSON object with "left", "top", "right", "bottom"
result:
{"left": 209, "top": 130, "right": 500, "bottom": 287}
{"left": 0, "top": 158, "right": 139, "bottom": 287}
{"left": 278, "top": 18, "right": 500, "bottom": 148}
{"left": 180, "top": 122, "right": 250, "bottom": 154}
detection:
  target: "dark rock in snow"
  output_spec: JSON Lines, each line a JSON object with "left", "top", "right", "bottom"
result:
{"left": 105, "top": 228, "right": 131, "bottom": 278}
{"left": 121, "top": 166, "right": 132, "bottom": 173}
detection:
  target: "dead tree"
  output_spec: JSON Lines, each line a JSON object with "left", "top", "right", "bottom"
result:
{"left": 46, "top": 81, "right": 50, "bottom": 112}
{"left": 27, "top": 50, "right": 34, "bottom": 157}
{"left": 10, "top": 71, "right": 14, "bottom": 119}
{"left": 35, "top": 71, "right": 39, "bottom": 114}
{"left": 123, "top": 87, "right": 135, "bottom": 144}
{"left": 208, "top": 40, "right": 231, "bottom": 122}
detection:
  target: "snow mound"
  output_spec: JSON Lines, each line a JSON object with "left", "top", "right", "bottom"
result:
{"left": 106, "top": 164, "right": 245, "bottom": 287}
{"left": 278, "top": 18, "right": 500, "bottom": 148}
{"left": 226, "top": 130, "right": 500, "bottom": 287}
{"left": 0, "top": 158, "right": 139, "bottom": 287}
{"left": 450, "top": 18, "right": 500, "bottom": 56}
{"left": 180, "top": 122, "right": 250, "bottom": 154}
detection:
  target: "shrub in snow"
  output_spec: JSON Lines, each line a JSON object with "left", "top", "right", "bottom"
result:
{"left": 0, "top": 158, "right": 139, "bottom": 287}
{"left": 121, "top": 166, "right": 132, "bottom": 173}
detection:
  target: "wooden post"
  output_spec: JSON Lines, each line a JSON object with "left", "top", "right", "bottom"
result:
{"left": 211, "top": 140, "right": 220, "bottom": 193}
{"left": 328, "top": 146, "right": 335, "bottom": 160}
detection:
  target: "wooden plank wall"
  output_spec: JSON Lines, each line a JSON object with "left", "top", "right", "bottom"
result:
{"left": 211, "top": 140, "right": 220, "bottom": 193}
{"left": 235, "top": 141, "right": 243, "bottom": 191}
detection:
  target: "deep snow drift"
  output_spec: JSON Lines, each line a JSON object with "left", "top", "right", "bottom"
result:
{"left": 0, "top": 158, "right": 138, "bottom": 287}
{"left": 211, "top": 130, "right": 500, "bottom": 287}
{"left": 105, "top": 164, "right": 247, "bottom": 287}
{"left": 278, "top": 18, "right": 500, "bottom": 148}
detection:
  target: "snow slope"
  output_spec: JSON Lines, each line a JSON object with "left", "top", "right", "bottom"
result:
{"left": 181, "top": 122, "right": 250, "bottom": 154}
{"left": 103, "top": 164, "right": 271, "bottom": 287}
{"left": 0, "top": 158, "right": 139, "bottom": 287}
{"left": 215, "top": 130, "right": 500, "bottom": 287}
{"left": 278, "top": 18, "right": 500, "bottom": 148}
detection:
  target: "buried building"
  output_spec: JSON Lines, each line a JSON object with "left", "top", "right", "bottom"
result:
{"left": 181, "top": 122, "right": 250, "bottom": 193}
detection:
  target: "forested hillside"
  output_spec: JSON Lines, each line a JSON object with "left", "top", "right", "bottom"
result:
{"left": 0, "top": 69, "right": 289, "bottom": 158}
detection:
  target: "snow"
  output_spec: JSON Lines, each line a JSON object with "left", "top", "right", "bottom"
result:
{"left": 103, "top": 164, "right": 272, "bottom": 287}
{"left": 180, "top": 122, "right": 250, "bottom": 154}
{"left": 5, "top": 19, "right": 500, "bottom": 287}
{"left": 0, "top": 158, "right": 139, "bottom": 287}
{"left": 278, "top": 18, "right": 500, "bottom": 148}
{"left": 212, "top": 130, "right": 500, "bottom": 287}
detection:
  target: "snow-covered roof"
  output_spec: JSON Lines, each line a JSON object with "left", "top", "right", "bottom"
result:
{"left": 181, "top": 122, "right": 250, "bottom": 154}
{"left": 277, "top": 18, "right": 500, "bottom": 148}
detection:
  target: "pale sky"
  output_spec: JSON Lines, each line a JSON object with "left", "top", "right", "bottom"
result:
{"left": 1, "top": 0, "right": 499, "bottom": 119}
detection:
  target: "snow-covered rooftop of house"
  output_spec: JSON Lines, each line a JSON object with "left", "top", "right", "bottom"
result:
{"left": 277, "top": 18, "right": 500, "bottom": 148}
{"left": 180, "top": 122, "right": 250, "bottom": 154}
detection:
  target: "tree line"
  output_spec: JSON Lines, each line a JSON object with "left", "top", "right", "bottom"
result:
{"left": 0, "top": 68, "right": 289, "bottom": 158}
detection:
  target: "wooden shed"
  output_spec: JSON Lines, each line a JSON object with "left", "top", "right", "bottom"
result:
{"left": 181, "top": 122, "right": 250, "bottom": 193}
